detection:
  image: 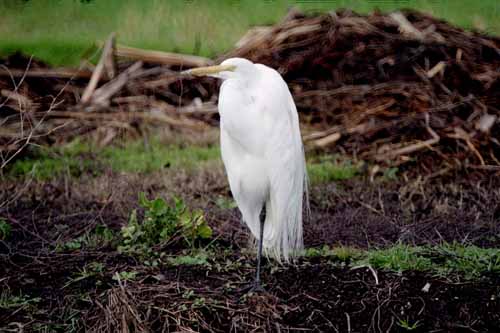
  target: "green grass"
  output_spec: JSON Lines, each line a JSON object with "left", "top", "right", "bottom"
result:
{"left": 101, "top": 140, "right": 219, "bottom": 173}
{"left": 303, "top": 243, "right": 500, "bottom": 280}
{"left": 360, "top": 243, "right": 433, "bottom": 273}
{"left": 167, "top": 251, "right": 210, "bottom": 266}
{"left": 304, "top": 243, "right": 500, "bottom": 280}
{"left": 5, "top": 139, "right": 220, "bottom": 180}
{"left": 358, "top": 243, "right": 500, "bottom": 279}
{"left": 0, "top": 0, "right": 498, "bottom": 66}
{"left": 308, "top": 156, "right": 360, "bottom": 184}
{"left": 6, "top": 137, "right": 362, "bottom": 182}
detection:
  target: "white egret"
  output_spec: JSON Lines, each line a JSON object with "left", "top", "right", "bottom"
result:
{"left": 183, "top": 58, "right": 307, "bottom": 290}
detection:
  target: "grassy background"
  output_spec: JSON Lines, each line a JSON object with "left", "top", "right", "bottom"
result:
{"left": 5, "top": 139, "right": 366, "bottom": 183}
{"left": 0, "top": 0, "right": 499, "bottom": 66}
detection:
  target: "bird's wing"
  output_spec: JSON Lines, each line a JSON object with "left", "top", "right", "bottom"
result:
{"left": 218, "top": 78, "right": 271, "bottom": 241}
{"left": 255, "top": 64, "right": 306, "bottom": 260}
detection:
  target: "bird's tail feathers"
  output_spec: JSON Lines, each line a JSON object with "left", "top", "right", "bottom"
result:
{"left": 262, "top": 156, "right": 307, "bottom": 263}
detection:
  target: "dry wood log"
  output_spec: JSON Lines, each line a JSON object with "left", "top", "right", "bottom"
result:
{"left": 375, "top": 121, "right": 440, "bottom": 160}
{"left": 389, "top": 12, "right": 426, "bottom": 40}
{"left": 81, "top": 33, "right": 116, "bottom": 104}
{"left": 90, "top": 61, "right": 143, "bottom": 106}
{"left": 0, "top": 68, "right": 93, "bottom": 79}
{"left": 103, "top": 34, "right": 117, "bottom": 79}
{"left": 46, "top": 110, "right": 207, "bottom": 129}
{"left": 426, "top": 61, "right": 446, "bottom": 78}
{"left": 313, "top": 132, "right": 342, "bottom": 148}
{"left": 114, "top": 44, "right": 213, "bottom": 67}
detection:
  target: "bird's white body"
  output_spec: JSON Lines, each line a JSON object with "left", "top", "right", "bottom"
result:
{"left": 216, "top": 59, "right": 307, "bottom": 261}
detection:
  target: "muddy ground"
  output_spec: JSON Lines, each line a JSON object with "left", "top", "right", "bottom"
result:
{"left": 1, "top": 157, "right": 499, "bottom": 332}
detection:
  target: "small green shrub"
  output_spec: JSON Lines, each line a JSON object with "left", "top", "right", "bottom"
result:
{"left": 118, "top": 193, "right": 212, "bottom": 259}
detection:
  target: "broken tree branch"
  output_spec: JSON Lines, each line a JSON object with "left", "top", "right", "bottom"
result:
{"left": 114, "top": 44, "right": 213, "bottom": 67}
{"left": 81, "top": 32, "right": 116, "bottom": 104}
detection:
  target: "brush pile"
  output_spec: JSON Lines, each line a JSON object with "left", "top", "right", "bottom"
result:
{"left": 1, "top": 9, "right": 500, "bottom": 173}
{"left": 0, "top": 40, "right": 217, "bottom": 165}
{"left": 225, "top": 9, "right": 500, "bottom": 171}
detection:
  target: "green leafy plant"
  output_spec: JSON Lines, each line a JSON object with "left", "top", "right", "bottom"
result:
{"left": 397, "top": 318, "right": 421, "bottom": 330}
{"left": 118, "top": 193, "right": 212, "bottom": 259}
{"left": 0, "top": 218, "right": 12, "bottom": 240}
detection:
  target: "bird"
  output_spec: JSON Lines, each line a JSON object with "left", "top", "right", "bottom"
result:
{"left": 183, "top": 58, "right": 308, "bottom": 291}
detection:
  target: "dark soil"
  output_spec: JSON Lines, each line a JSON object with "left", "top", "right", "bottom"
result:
{"left": 1, "top": 167, "right": 500, "bottom": 332}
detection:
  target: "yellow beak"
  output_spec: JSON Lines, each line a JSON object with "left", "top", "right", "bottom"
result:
{"left": 182, "top": 64, "right": 236, "bottom": 76}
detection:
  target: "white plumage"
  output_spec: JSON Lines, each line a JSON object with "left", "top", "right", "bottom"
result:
{"left": 218, "top": 59, "right": 306, "bottom": 261}
{"left": 184, "top": 57, "right": 307, "bottom": 287}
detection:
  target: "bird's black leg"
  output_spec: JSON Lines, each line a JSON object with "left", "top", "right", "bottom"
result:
{"left": 255, "top": 218, "right": 264, "bottom": 285}
{"left": 239, "top": 209, "right": 266, "bottom": 295}
{"left": 249, "top": 217, "right": 265, "bottom": 293}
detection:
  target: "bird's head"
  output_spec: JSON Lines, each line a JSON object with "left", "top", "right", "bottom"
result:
{"left": 182, "top": 57, "right": 255, "bottom": 80}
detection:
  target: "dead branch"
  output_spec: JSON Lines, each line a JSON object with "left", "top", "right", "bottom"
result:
{"left": 114, "top": 44, "right": 213, "bottom": 67}
{"left": 90, "top": 61, "right": 143, "bottom": 106}
{"left": 81, "top": 32, "right": 116, "bottom": 104}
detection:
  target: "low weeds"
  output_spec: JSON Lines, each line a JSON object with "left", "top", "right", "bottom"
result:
{"left": 118, "top": 193, "right": 212, "bottom": 263}
{"left": 357, "top": 242, "right": 500, "bottom": 279}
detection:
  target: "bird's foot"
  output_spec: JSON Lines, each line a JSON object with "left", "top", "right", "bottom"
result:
{"left": 249, "top": 282, "right": 266, "bottom": 294}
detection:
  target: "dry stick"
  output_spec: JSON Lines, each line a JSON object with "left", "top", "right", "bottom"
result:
{"left": 375, "top": 123, "right": 440, "bottom": 161}
{"left": 345, "top": 313, "right": 351, "bottom": 333}
{"left": 90, "top": 61, "right": 143, "bottom": 106}
{"left": 468, "top": 164, "right": 500, "bottom": 171}
{"left": 450, "top": 127, "right": 486, "bottom": 165}
{"left": 114, "top": 44, "right": 213, "bottom": 67}
{"left": 0, "top": 56, "right": 33, "bottom": 111}
{"left": 177, "top": 101, "right": 219, "bottom": 115}
{"left": 389, "top": 12, "right": 425, "bottom": 40}
{"left": 312, "top": 132, "right": 341, "bottom": 148}
{"left": 0, "top": 68, "right": 93, "bottom": 79}
{"left": 81, "top": 32, "right": 116, "bottom": 104}
{"left": 103, "top": 34, "right": 117, "bottom": 79}
{"left": 427, "top": 61, "right": 446, "bottom": 78}
{"left": 0, "top": 89, "right": 33, "bottom": 111}
{"left": 46, "top": 109, "right": 206, "bottom": 129}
